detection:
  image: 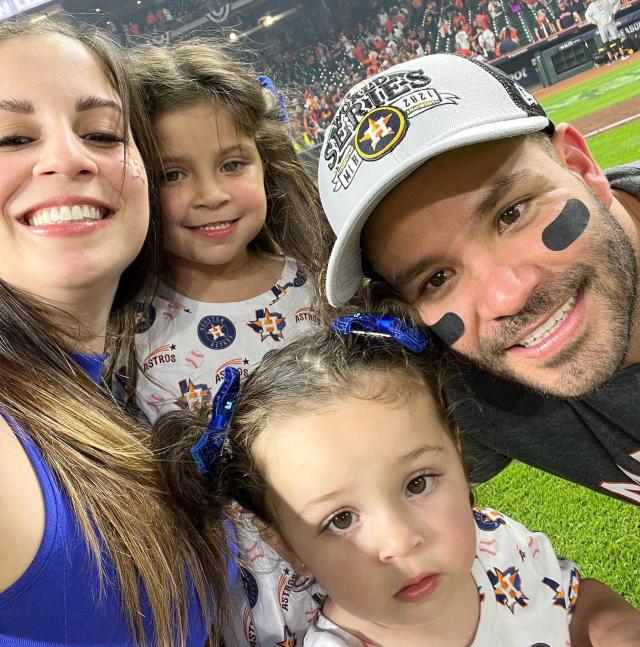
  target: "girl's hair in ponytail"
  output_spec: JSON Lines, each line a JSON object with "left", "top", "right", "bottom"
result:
{"left": 153, "top": 323, "right": 459, "bottom": 532}
{"left": 130, "top": 39, "right": 334, "bottom": 281}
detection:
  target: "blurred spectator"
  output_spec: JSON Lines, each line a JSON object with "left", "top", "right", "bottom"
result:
{"left": 478, "top": 25, "right": 497, "bottom": 56}
{"left": 498, "top": 25, "right": 520, "bottom": 51}
{"left": 456, "top": 25, "right": 472, "bottom": 49}
{"left": 556, "top": 0, "right": 581, "bottom": 28}
{"left": 439, "top": 16, "right": 452, "bottom": 37}
{"left": 534, "top": 7, "right": 557, "bottom": 38}
{"left": 146, "top": 9, "right": 157, "bottom": 31}
{"left": 568, "top": 0, "right": 586, "bottom": 17}
{"left": 488, "top": 0, "right": 504, "bottom": 17}
{"left": 474, "top": 8, "right": 492, "bottom": 30}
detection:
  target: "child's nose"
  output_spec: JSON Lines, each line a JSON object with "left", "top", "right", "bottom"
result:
{"left": 375, "top": 511, "right": 424, "bottom": 562}
{"left": 192, "top": 178, "right": 231, "bottom": 210}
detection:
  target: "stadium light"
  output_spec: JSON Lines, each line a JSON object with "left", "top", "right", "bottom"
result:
{"left": 257, "top": 9, "right": 296, "bottom": 30}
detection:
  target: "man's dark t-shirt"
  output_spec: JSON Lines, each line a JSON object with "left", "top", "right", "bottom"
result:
{"left": 558, "top": 9, "right": 577, "bottom": 27}
{"left": 451, "top": 162, "right": 640, "bottom": 506}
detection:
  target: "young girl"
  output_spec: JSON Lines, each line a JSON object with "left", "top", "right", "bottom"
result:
{"left": 0, "top": 18, "right": 229, "bottom": 646}
{"left": 130, "top": 41, "right": 331, "bottom": 423}
{"left": 156, "top": 314, "right": 640, "bottom": 646}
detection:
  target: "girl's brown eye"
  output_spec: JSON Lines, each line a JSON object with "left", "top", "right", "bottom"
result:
{"left": 407, "top": 475, "right": 427, "bottom": 494}
{"left": 406, "top": 474, "right": 436, "bottom": 497}
{"left": 328, "top": 511, "right": 353, "bottom": 531}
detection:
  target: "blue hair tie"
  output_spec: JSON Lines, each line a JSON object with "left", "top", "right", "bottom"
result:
{"left": 256, "top": 74, "right": 290, "bottom": 123}
{"left": 331, "top": 313, "right": 428, "bottom": 354}
{"left": 191, "top": 366, "right": 241, "bottom": 480}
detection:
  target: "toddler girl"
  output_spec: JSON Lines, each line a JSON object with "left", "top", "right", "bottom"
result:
{"left": 130, "top": 41, "right": 330, "bottom": 422}
{"left": 158, "top": 314, "right": 640, "bottom": 646}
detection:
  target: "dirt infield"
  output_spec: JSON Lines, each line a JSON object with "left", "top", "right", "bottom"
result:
{"left": 572, "top": 93, "right": 640, "bottom": 135}
{"left": 532, "top": 51, "right": 640, "bottom": 136}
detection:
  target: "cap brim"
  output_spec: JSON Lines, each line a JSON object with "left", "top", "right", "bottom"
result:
{"left": 325, "top": 115, "right": 550, "bottom": 306}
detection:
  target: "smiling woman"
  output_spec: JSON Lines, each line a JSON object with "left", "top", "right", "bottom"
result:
{"left": 0, "top": 18, "right": 229, "bottom": 647}
{"left": 0, "top": 37, "right": 148, "bottom": 313}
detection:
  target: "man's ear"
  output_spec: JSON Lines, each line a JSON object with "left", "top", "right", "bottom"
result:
{"left": 551, "top": 123, "right": 613, "bottom": 206}
{"left": 252, "top": 516, "right": 313, "bottom": 577}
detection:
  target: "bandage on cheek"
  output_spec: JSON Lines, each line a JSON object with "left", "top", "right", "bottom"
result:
{"left": 541, "top": 199, "right": 590, "bottom": 251}
{"left": 430, "top": 312, "right": 465, "bottom": 347}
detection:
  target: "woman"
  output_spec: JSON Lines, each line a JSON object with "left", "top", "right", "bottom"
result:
{"left": 0, "top": 18, "right": 229, "bottom": 646}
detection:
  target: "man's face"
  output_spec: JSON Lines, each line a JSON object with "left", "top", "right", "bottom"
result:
{"left": 362, "top": 136, "right": 638, "bottom": 397}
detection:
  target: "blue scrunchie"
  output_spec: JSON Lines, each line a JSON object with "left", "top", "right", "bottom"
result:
{"left": 191, "top": 366, "right": 241, "bottom": 480}
{"left": 331, "top": 313, "right": 428, "bottom": 354}
{"left": 256, "top": 74, "right": 290, "bottom": 123}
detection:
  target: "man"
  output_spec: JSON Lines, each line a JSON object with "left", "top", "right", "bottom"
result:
{"left": 556, "top": 0, "right": 580, "bottom": 30}
{"left": 318, "top": 54, "right": 640, "bottom": 505}
{"left": 585, "top": 0, "right": 628, "bottom": 61}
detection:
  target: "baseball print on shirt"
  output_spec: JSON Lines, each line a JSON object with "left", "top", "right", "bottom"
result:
{"left": 135, "top": 260, "right": 320, "bottom": 424}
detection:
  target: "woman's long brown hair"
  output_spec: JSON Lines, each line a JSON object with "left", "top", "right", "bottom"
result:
{"left": 0, "top": 18, "right": 229, "bottom": 646}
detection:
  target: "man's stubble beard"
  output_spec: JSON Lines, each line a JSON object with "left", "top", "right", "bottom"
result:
{"left": 469, "top": 197, "right": 638, "bottom": 397}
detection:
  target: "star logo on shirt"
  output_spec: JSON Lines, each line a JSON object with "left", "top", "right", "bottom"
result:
{"left": 487, "top": 566, "right": 529, "bottom": 613}
{"left": 542, "top": 577, "right": 567, "bottom": 608}
{"left": 247, "top": 308, "right": 286, "bottom": 342}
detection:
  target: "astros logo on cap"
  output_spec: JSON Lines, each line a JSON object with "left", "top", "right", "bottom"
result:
{"left": 355, "top": 106, "right": 407, "bottom": 161}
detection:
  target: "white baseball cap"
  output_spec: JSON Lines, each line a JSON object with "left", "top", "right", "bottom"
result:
{"left": 319, "top": 53, "right": 553, "bottom": 306}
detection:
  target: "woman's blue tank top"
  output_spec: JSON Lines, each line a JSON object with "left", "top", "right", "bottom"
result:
{"left": 0, "top": 354, "right": 210, "bottom": 646}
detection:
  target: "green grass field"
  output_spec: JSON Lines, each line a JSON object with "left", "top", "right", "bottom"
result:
{"left": 541, "top": 57, "right": 640, "bottom": 124}
{"left": 475, "top": 61, "right": 640, "bottom": 608}
{"left": 588, "top": 119, "right": 640, "bottom": 168}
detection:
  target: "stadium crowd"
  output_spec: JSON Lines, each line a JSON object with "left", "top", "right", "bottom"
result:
{"left": 102, "top": 0, "right": 604, "bottom": 149}
{"left": 259, "top": 0, "right": 590, "bottom": 148}
{"left": 105, "top": 0, "right": 219, "bottom": 39}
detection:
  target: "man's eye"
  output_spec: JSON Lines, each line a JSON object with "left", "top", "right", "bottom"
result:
{"left": 497, "top": 203, "right": 523, "bottom": 233}
{"left": 326, "top": 510, "right": 354, "bottom": 533}
{"left": 427, "top": 270, "right": 448, "bottom": 289}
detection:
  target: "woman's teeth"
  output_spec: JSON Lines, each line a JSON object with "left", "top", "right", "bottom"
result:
{"left": 520, "top": 295, "right": 576, "bottom": 348}
{"left": 26, "top": 205, "right": 105, "bottom": 226}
